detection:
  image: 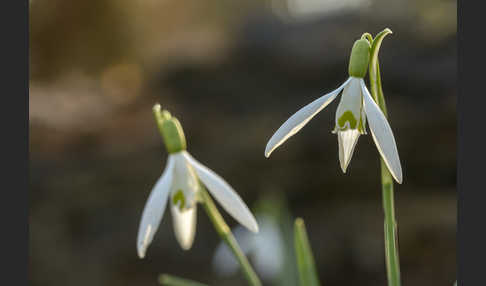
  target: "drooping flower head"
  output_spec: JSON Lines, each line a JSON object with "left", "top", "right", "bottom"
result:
{"left": 264, "top": 36, "right": 402, "bottom": 183}
{"left": 137, "top": 105, "right": 258, "bottom": 258}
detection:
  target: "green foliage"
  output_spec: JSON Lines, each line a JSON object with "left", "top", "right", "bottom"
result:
{"left": 294, "top": 218, "right": 321, "bottom": 286}
{"left": 158, "top": 274, "right": 208, "bottom": 286}
{"left": 368, "top": 28, "right": 402, "bottom": 286}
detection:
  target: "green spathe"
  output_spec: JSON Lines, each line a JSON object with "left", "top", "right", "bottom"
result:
{"left": 348, "top": 39, "right": 371, "bottom": 78}
{"left": 153, "top": 104, "right": 187, "bottom": 153}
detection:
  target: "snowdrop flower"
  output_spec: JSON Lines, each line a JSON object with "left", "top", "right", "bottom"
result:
{"left": 264, "top": 38, "right": 402, "bottom": 183}
{"left": 137, "top": 105, "right": 259, "bottom": 258}
{"left": 212, "top": 214, "right": 284, "bottom": 281}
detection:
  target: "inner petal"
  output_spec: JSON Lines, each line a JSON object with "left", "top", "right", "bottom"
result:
{"left": 172, "top": 189, "right": 186, "bottom": 211}
{"left": 170, "top": 153, "right": 200, "bottom": 210}
{"left": 337, "top": 129, "right": 361, "bottom": 173}
{"left": 170, "top": 203, "right": 197, "bottom": 250}
{"left": 334, "top": 77, "right": 365, "bottom": 134}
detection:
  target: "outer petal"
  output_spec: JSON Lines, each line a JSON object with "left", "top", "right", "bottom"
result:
{"left": 171, "top": 204, "right": 197, "bottom": 250}
{"left": 183, "top": 152, "right": 259, "bottom": 233}
{"left": 264, "top": 77, "right": 352, "bottom": 157}
{"left": 137, "top": 156, "right": 175, "bottom": 258}
{"left": 337, "top": 129, "right": 361, "bottom": 173}
{"left": 361, "top": 80, "right": 403, "bottom": 183}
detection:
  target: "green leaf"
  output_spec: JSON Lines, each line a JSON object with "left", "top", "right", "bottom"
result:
{"left": 294, "top": 218, "right": 321, "bottom": 286}
{"left": 369, "top": 28, "right": 392, "bottom": 79}
{"left": 158, "top": 274, "right": 209, "bottom": 286}
{"left": 367, "top": 28, "right": 402, "bottom": 286}
{"left": 368, "top": 28, "right": 392, "bottom": 105}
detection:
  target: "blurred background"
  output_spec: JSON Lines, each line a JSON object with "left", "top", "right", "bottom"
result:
{"left": 29, "top": 0, "right": 456, "bottom": 285}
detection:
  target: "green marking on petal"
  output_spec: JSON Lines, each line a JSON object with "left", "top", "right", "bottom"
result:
{"left": 172, "top": 190, "right": 186, "bottom": 211}
{"left": 338, "top": 111, "right": 357, "bottom": 129}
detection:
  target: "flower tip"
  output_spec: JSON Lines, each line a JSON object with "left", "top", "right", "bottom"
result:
{"left": 396, "top": 175, "right": 403, "bottom": 185}
{"left": 389, "top": 170, "right": 402, "bottom": 184}
{"left": 181, "top": 244, "right": 192, "bottom": 251}
{"left": 175, "top": 234, "right": 195, "bottom": 252}
{"left": 241, "top": 214, "right": 259, "bottom": 233}
{"left": 264, "top": 146, "right": 273, "bottom": 158}
{"left": 137, "top": 245, "right": 146, "bottom": 259}
{"left": 383, "top": 28, "right": 393, "bottom": 34}
{"left": 340, "top": 164, "right": 348, "bottom": 174}
{"left": 250, "top": 222, "right": 259, "bottom": 233}
{"left": 295, "top": 217, "right": 304, "bottom": 227}
{"left": 153, "top": 103, "right": 161, "bottom": 113}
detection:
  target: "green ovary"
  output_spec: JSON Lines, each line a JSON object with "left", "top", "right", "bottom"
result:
{"left": 172, "top": 190, "right": 186, "bottom": 211}
{"left": 338, "top": 111, "right": 357, "bottom": 129}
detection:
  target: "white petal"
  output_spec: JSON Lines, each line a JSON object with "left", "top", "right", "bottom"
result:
{"left": 171, "top": 152, "right": 200, "bottom": 209}
{"left": 171, "top": 204, "right": 197, "bottom": 250}
{"left": 337, "top": 129, "right": 361, "bottom": 173}
{"left": 334, "top": 77, "right": 363, "bottom": 131}
{"left": 361, "top": 80, "right": 403, "bottom": 184}
{"left": 264, "top": 77, "right": 352, "bottom": 157}
{"left": 183, "top": 152, "right": 259, "bottom": 233}
{"left": 137, "top": 156, "right": 175, "bottom": 258}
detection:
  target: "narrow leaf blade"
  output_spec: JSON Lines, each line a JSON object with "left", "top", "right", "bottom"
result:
{"left": 158, "top": 274, "right": 209, "bottom": 286}
{"left": 294, "top": 218, "right": 321, "bottom": 286}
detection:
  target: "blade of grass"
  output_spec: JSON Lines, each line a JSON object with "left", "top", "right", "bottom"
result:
{"left": 294, "top": 218, "right": 321, "bottom": 286}
{"left": 158, "top": 274, "right": 209, "bottom": 286}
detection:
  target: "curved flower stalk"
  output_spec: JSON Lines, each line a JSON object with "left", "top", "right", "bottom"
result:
{"left": 137, "top": 104, "right": 258, "bottom": 259}
{"left": 264, "top": 36, "right": 402, "bottom": 184}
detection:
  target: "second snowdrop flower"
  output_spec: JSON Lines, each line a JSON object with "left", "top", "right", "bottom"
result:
{"left": 264, "top": 37, "right": 402, "bottom": 183}
{"left": 137, "top": 104, "right": 259, "bottom": 258}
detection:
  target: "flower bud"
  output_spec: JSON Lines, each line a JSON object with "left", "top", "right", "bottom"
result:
{"left": 348, "top": 39, "right": 371, "bottom": 78}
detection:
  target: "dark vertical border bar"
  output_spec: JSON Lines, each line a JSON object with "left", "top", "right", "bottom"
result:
{"left": 456, "top": 0, "right": 462, "bottom": 284}
{"left": 457, "top": 0, "right": 484, "bottom": 285}
{"left": 0, "top": 0, "right": 29, "bottom": 285}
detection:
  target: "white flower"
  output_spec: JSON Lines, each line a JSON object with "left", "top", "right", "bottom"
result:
{"left": 212, "top": 215, "right": 284, "bottom": 281}
{"left": 264, "top": 76, "right": 402, "bottom": 183}
{"left": 137, "top": 150, "right": 259, "bottom": 258}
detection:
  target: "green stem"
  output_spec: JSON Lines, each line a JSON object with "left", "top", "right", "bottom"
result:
{"left": 199, "top": 188, "right": 262, "bottom": 286}
{"left": 158, "top": 274, "right": 209, "bottom": 286}
{"left": 368, "top": 29, "right": 401, "bottom": 286}
{"left": 381, "top": 159, "right": 401, "bottom": 286}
